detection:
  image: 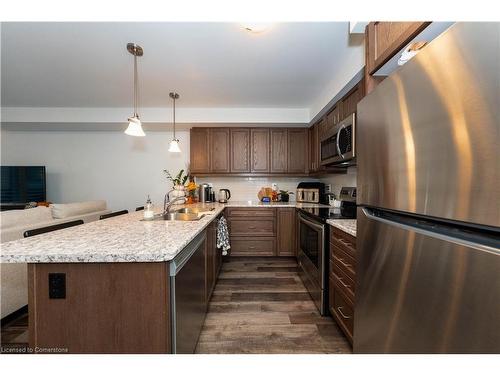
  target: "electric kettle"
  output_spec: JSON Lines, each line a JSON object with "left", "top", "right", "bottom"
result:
{"left": 218, "top": 189, "right": 231, "bottom": 203}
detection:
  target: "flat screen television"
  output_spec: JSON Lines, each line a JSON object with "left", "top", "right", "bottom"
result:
{"left": 1, "top": 166, "right": 47, "bottom": 204}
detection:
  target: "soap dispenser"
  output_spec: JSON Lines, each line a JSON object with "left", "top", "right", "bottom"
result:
{"left": 143, "top": 195, "right": 154, "bottom": 220}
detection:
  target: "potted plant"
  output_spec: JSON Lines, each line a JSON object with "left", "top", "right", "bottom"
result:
{"left": 163, "top": 169, "right": 189, "bottom": 203}
{"left": 278, "top": 190, "right": 294, "bottom": 202}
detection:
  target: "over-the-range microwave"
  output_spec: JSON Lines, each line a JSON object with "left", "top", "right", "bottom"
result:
{"left": 320, "top": 113, "right": 355, "bottom": 166}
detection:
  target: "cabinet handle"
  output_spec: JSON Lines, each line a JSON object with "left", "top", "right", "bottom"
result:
{"left": 337, "top": 277, "right": 352, "bottom": 291}
{"left": 248, "top": 246, "right": 256, "bottom": 250}
{"left": 248, "top": 226, "right": 257, "bottom": 230}
{"left": 337, "top": 306, "right": 351, "bottom": 319}
{"left": 333, "top": 255, "right": 353, "bottom": 271}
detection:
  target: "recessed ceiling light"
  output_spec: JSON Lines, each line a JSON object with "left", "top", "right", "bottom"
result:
{"left": 242, "top": 23, "right": 273, "bottom": 33}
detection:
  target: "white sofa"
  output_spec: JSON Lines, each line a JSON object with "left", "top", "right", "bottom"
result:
{"left": 0, "top": 201, "right": 111, "bottom": 319}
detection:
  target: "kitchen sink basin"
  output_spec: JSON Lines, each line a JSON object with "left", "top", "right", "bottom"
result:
{"left": 143, "top": 212, "right": 203, "bottom": 221}
{"left": 142, "top": 207, "right": 214, "bottom": 221}
{"left": 163, "top": 212, "right": 204, "bottom": 221}
{"left": 173, "top": 207, "right": 215, "bottom": 215}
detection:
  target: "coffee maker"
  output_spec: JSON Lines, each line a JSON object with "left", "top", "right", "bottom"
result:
{"left": 198, "top": 183, "right": 214, "bottom": 203}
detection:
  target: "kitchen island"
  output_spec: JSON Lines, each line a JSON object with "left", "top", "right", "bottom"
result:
{"left": 0, "top": 201, "right": 333, "bottom": 354}
{"left": 0, "top": 203, "right": 225, "bottom": 354}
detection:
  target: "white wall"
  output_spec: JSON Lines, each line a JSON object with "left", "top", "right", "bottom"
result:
{"left": 1, "top": 129, "right": 355, "bottom": 208}
{"left": 1, "top": 130, "right": 190, "bottom": 211}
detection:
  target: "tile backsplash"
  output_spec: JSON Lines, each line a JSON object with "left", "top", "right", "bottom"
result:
{"left": 196, "top": 177, "right": 318, "bottom": 202}
{"left": 319, "top": 167, "right": 357, "bottom": 198}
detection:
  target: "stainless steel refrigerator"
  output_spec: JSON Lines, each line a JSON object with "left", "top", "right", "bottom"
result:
{"left": 355, "top": 22, "right": 500, "bottom": 353}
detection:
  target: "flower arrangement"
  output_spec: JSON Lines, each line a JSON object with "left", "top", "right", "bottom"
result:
{"left": 185, "top": 178, "right": 198, "bottom": 204}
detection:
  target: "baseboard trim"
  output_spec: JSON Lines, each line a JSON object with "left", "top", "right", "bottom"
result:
{"left": 1, "top": 305, "right": 28, "bottom": 327}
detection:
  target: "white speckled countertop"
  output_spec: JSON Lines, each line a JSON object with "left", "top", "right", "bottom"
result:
{"left": 0, "top": 201, "right": 330, "bottom": 263}
{"left": 327, "top": 219, "right": 357, "bottom": 237}
{"left": 0, "top": 203, "right": 225, "bottom": 264}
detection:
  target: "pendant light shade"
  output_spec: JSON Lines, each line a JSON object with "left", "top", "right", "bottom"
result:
{"left": 168, "top": 92, "right": 181, "bottom": 153}
{"left": 125, "top": 43, "right": 145, "bottom": 137}
{"left": 125, "top": 116, "right": 145, "bottom": 137}
{"left": 168, "top": 139, "right": 181, "bottom": 153}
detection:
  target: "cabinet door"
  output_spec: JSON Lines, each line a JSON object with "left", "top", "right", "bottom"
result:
{"left": 287, "top": 129, "right": 308, "bottom": 174}
{"left": 190, "top": 128, "right": 210, "bottom": 173}
{"left": 251, "top": 129, "right": 270, "bottom": 173}
{"left": 277, "top": 208, "right": 296, "bottom": 256}
{"left": 210, "top": 128, "right": 230, "bottom": 173}
{"left": 230, "top": 129, "right": 250, "bottom": 173}
{"left": 366, "top": 22, "right": 430, "bottom": 74}
{"left": 308, "top": 124, "right": 318, "bottom": 172}
{"left": 270, "top": 129, "right": 288, "bottom": 173}
{"left": 341, "top": 81, "right": 364, "bottom": 120}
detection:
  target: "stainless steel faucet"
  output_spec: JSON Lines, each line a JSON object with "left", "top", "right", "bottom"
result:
{"left": 163, "top": 195, "right": 186, "bottom": 216}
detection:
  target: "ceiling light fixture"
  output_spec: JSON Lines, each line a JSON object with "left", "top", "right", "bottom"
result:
{"left": 125, "top": 43, "right": 145, "bottom": 137}
{"left": 168, "top": 92, "right": 181, "bottom": 153}
{"left": 242, "top": 23, "right": 272, "bottom": 33}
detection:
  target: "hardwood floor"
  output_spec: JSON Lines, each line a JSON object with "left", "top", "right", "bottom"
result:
{"left": 1, "top": 313, "right": 29, "bottom": 353}
{"left": 1, "top": 257, "right": 352, "bottom": 354}
{"left": 195, "top": 256, "right": 352, "bottom": 354}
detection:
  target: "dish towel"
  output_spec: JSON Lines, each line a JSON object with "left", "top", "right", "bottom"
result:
{"left": 216, "top": 216, "right": 231, "bottom": 256}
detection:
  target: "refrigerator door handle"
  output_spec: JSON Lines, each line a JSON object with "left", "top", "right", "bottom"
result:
{"left": 362, "top": 208, "right": 500, "bottom": 255}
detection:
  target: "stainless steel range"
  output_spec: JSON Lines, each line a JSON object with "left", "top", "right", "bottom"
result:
{"left": 297, "top": 188, "right": 356, "bottom": 316}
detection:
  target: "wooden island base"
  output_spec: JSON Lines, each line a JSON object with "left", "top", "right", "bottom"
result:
{"left": 28, "top": 262, "right": 171, "bottom": 354}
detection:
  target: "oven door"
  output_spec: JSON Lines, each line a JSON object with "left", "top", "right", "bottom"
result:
{"left": 297, "top": 212, "right": 326, "bottom": 314}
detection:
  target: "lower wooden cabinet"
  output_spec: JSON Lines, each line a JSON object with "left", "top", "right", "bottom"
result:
{"left": 328, "top": 226, "right": 356, "bottom": 344}
{"left": 226, "top": 207, "right": 296, "bottom": 257}
{"left": 277, "top": 207, "right": 297, "bottom": 256}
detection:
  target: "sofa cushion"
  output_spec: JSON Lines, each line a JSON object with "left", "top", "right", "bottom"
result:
{"left": 50, "top": 200, "right": 107, "bottom": 219}
{"left": 0, "top": 206, "right": 53, "bottom": 230}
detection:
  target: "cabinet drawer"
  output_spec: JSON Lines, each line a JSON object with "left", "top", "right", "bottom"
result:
{"left": 330, "top": 243, "right": 356, "bottom": 280}
{"left": 229, "top": 218, "right": 276, "bottom": 236}
{"left": 330, "top": 284, "right": 354, "bottom": 343}
{"left": 230, "top": 237, "right": 275, "bottom": 256}
{"left": 226, "top": 208, "right": 276, "bottom": 217}
{"left": 330, "top": 227, "right": 356, "bottom": 257}
{"left": 332, "top": 262, "right": 355, "bottom": 303}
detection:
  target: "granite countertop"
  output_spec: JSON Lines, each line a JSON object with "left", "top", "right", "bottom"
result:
{"left": 326, "top": 219, "right": 357, "bottom": 237}
{"left": 0, "top": 201, "right": 332, "bottom": 264}
{"left": 0, "top": 203, "right": 225, "bottom": 264}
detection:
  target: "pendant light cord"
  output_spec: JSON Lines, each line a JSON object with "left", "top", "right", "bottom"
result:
{"left": 173, "top": 95, "right": 176, "bottom": 139}
{"left": 134, "top": 54, "right": 138, "bottom": 117}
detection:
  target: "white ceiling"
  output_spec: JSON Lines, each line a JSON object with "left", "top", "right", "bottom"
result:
{"left": 1, "top": 22, "right": 364, "bottom": 123}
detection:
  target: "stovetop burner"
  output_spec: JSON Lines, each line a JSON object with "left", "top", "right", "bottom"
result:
{"left": 298, "top": 203, "right": 356, "bottom": 223}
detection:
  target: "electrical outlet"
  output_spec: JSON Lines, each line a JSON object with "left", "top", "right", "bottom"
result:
{"left": 48, "top": 273, "right": 66, "bottom": 299}
{"left": 325, "top": 184, "right": 332, "bottom": 193}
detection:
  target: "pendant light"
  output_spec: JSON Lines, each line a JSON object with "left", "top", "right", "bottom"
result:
{"left": 125, "top": 43, "right": 145, "bottom": 137}
{"left": 168, "top": 92, "right": 181, "bottom": 153}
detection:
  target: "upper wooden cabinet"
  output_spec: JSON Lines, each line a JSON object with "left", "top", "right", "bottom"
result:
{"left": 288, "top": 129, "right": 308, "bottom": 174}
{"left": 341, "top": 81, "right": 365, "bottom": 119}
{"left": 366, "top": 22, "right": 430, "bottom": 74}
{"left": 210, "top": 128, "right": 230, "bottom": 173}
{"left": 309, "top": 122, "right": 319, "bottom": 173}
{"left": 270, "top": 129, "right": 288, "bottom": 173}
{"left": 250, "top": 129, "right": 270, "bottom": 173}
{"left": 230, "top": 129, "right": 250, "bottom": 173}
{"left": 190, "top": 128, "right": 210, "bottom": 173}
{"left": 190, "top": 127, "right": 309, "bottom": 176}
